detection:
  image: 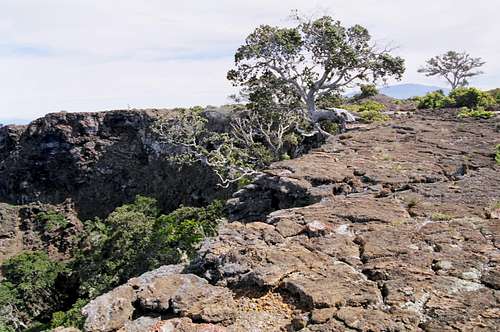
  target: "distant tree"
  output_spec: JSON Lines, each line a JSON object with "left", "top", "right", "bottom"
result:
{"left": 358, "top": 84, "right": 379, "bottom": 98}
{"left": 418, "top": 51, "right": 485, "bottom": 90}
{"left": 227, "top": 13, "right": 405, "bottom": 131}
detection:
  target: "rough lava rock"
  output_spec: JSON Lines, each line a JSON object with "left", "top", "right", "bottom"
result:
{"left": 82, "top": 109, "right": 500, "bottom": 331}
{"left": 0, "top": 110, "right": 233, "bottom": 220}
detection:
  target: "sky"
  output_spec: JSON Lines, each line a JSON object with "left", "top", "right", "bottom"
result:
{"left": 1, "top": 0, "right": 499, "bottom": 122}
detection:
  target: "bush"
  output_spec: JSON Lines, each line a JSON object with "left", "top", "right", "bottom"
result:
{"left": 417, "top": 90, "right": 453, "bottom": 109}
{"left": 457, "top": 107, "right": 495, "bottom": 119}
{"left": 74, "top": 196, "right": 224, "bottom": 298}
{"left": 318, "top": 120, "right": 340, "bottom": 134}
{"left": 49, "top": 299, "right": 86, "bottom": 330}
{"left": 36, "top": 211, "right": 69, "bottom": 232}
{"left": 449, "top": 87, "right": 495, "bottom": 108}
{"left": 359, "top": 84, "right": 379, "bottom": 98}
{"left": 357, "top": 101, "right": 389, "bottom": 122}
{"left": 0, "top": 252, "right": 67, "bottom": 329}
{"left": 487, "top": 88, "right": 500, "bottom": 104}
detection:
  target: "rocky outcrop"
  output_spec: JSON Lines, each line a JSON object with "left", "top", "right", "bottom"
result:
{"left": 0, "top": 201, "right": 81, "bottom": 263}
{"left": 83, "top": 109, "right": 500, "bottom": 331}
{"left": 0, "top": 110, "right": 234, "bottom": 220}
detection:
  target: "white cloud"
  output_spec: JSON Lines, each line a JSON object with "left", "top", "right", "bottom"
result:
{"left": 1, "top": 0, "right": 499, "bottom": 120}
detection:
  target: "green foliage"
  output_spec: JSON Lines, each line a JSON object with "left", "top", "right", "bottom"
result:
{"left": 189, "top": 106, "right": 205, "bottom": 113}
{"left": 417, "top": 90, "right": 453, "bottom": 109}
{"left": 340, "top": 101, "right": 388, "bottom": 123}
{"left": 457, "top": 107, "right": 495, "bottom": 119}
{"left": 418, "top": 51, "right": 485, "bottom": 89}
{"left": 487, "top": 88, "right": 500, "bottom": 104}
{"left": 316, "top": 92, "right": 346, "bottom": 109}
{"left": 74, "top": 196, "right": 224, "bottom": 298}
{"left": 228, "top": 14, "right": 404, "bottom": 117}
{"left": 449, "top": 87, "right": 495, "bottom": 108}
{"left": 318, "top": 120, "right": 340, "bottom": 134}
{"left": 49, "top": 299, "right": 87, "bottom": 330}
{"left": 0, "top": 252, "right": 67, "bottom": 330}
{"left": 359, "top": 84, "right": 379, "bottom": 98}
{"left": 36, "top": 211, "right": 69, "bottom": 232}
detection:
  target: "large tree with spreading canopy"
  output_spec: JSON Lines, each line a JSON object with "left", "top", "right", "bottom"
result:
{"left": 227, "top": 14, "right": 405, "bottom": 125}
{"left": 418, "top": 51, "right": 485, "bottom": 90}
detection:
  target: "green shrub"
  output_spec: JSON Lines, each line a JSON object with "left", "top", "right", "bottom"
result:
{"left": 450, "top": 87, "right": 495, "bottom": 108}
{"left": 49, "top": 299, "right": 87, "bottom": 330}
{"left": 318, "top": 119, "right": 340, "bottom": 134}
{"left": 340, "top": 101, "right": 388, "bottom": 122}
{"left": 316, "top": 92, "right": 345, "bottom": 109}
{"left": 359, "top": 84, "right": 379, "bottom": 98}
{"left": 496, "top": 144, "right": 500, "bottom": 164}
{"left": 74, "top": 196, "right": 224, "bottom": 298}
{"left": 487, "top": 88, "right": 500, "bottom": 104}
{"left": 457, "top": 107, "right": 495, "bottom": 119}
{"left": 356, "top": 101, "right": 389, "bottom": 122}
{"left": 0, "top": 252, "right": 67, "bottom": 329}
{"left": 36, "top": 211, "right": 69, "bottom": 232}
{"left": 417, "top": 90, "right": 453, "bottom": 109}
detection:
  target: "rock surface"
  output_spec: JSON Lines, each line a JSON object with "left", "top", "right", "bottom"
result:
{"left": 0, "top": 110, "right": 232, "bottom": 220}
{"left": 83, "top": 109, "right": 500, "bottom": 331}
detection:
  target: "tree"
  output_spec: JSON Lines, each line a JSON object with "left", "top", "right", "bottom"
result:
{"left": 418, "top": 51, "right": 485, "bottom": 90}
{"left": 227, "top": 14, "right": 405, "bottom": 128}
{"left": 153, "top": 110, "right": 260, "bottom": 187}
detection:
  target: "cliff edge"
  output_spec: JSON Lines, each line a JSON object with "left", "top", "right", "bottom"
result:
{"left": 82, "top": 109, "right": 500, "bottom": 331}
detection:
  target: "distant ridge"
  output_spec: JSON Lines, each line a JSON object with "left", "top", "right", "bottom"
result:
{"left": 379, "top": 84, "right": 450, "bottom": 99}
{"left": 0, "top": 118, "right": 31, "bottom": 126}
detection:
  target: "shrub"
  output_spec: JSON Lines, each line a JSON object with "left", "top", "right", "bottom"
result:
{"left": 357, "top": 101, "right": 389, "bottom": 122}
{"left": 74, "top": 196, "right": 224, "bottom": 298}
{"left": 457, "top": 107, "right": 495, "bottom": 119}
{"left": 359, "top": 84, "right": 379, "bottom": 98}
{"left": 417, "top": 90, "right": 453, "bottom": 109}
{"left": 49, "top": 299, "right": 87, "bottom": 330}
{"left": 487, "top": 88, "right": 500, "bottom": 104}
{"left": 318, "top": 120, "right": 340, "bottom": 134}
{"left": 0, "top": 252, "right": 67, "bottom": 329}
{"left": 449, "top": 87, "right": 495, "bottom": 108}
{"left": 36, "top": 211, "right": 69, "bottom": 232}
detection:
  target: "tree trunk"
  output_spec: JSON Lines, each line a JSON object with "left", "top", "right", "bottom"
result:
{"left": 305, "top": 96, "right": 317, "bottom": 120}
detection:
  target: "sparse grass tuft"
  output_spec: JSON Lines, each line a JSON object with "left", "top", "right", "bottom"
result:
{"left": 431, "top": 212, "right": 454, "bottom": 221}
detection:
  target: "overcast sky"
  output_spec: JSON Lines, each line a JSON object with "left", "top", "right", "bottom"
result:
{"left": 1, "top": 0, "right": 499, "bottom": 121}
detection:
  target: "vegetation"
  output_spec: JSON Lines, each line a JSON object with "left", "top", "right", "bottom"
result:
{"left": 74, "top": 196, "right": 224, "bottom": 299}
{"left": 0, "top": 252, "right": 68, "bottom": 330}
{"left": 49, "top": 299, "right": 86, "bottom": 330}
{"left": 358, "top": 84, "right": 379, "bottom": 98}
{"left": 0, "top": 196, "right": 225, "bottom": 331}
{"left": 416, "top": 90, "right": 453, "bottom": 109}
{"left": 449, "top": 87, "right": 495, "bottom": 109}
{"left": 36, "top": 211, "right": 69, "bottom": 232}
{"left": 457, "top": 107, "right": 495, "bottom": 119}
{"left": 342, "top": 101, "right": 389, "bottom": 123}
{"left": 488, "top": 88, "right": 500, "bottom": 104}
{"left": 417, "top": 87, "right": 497, "bottom": 111}
{"left": 227, "top": 13, "right": 404, "bottom": 133}
{"left": 418, "top": 51, "right": 485, "bottom": 89}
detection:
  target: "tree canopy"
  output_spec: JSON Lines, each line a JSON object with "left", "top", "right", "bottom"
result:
{"left": 418, "top": 51, "right": 485, "bottom": 89}
{"left": 227, "top": 14, "right": 405, "bottom": 119}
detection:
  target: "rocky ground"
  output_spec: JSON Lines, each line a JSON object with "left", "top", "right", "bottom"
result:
{"left": 82, "top": 109, "right": 500, "bottom": 331}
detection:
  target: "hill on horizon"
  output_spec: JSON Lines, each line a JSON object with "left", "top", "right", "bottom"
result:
{"left": 379, "top": 84, "right": 450, "bottom": 99}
